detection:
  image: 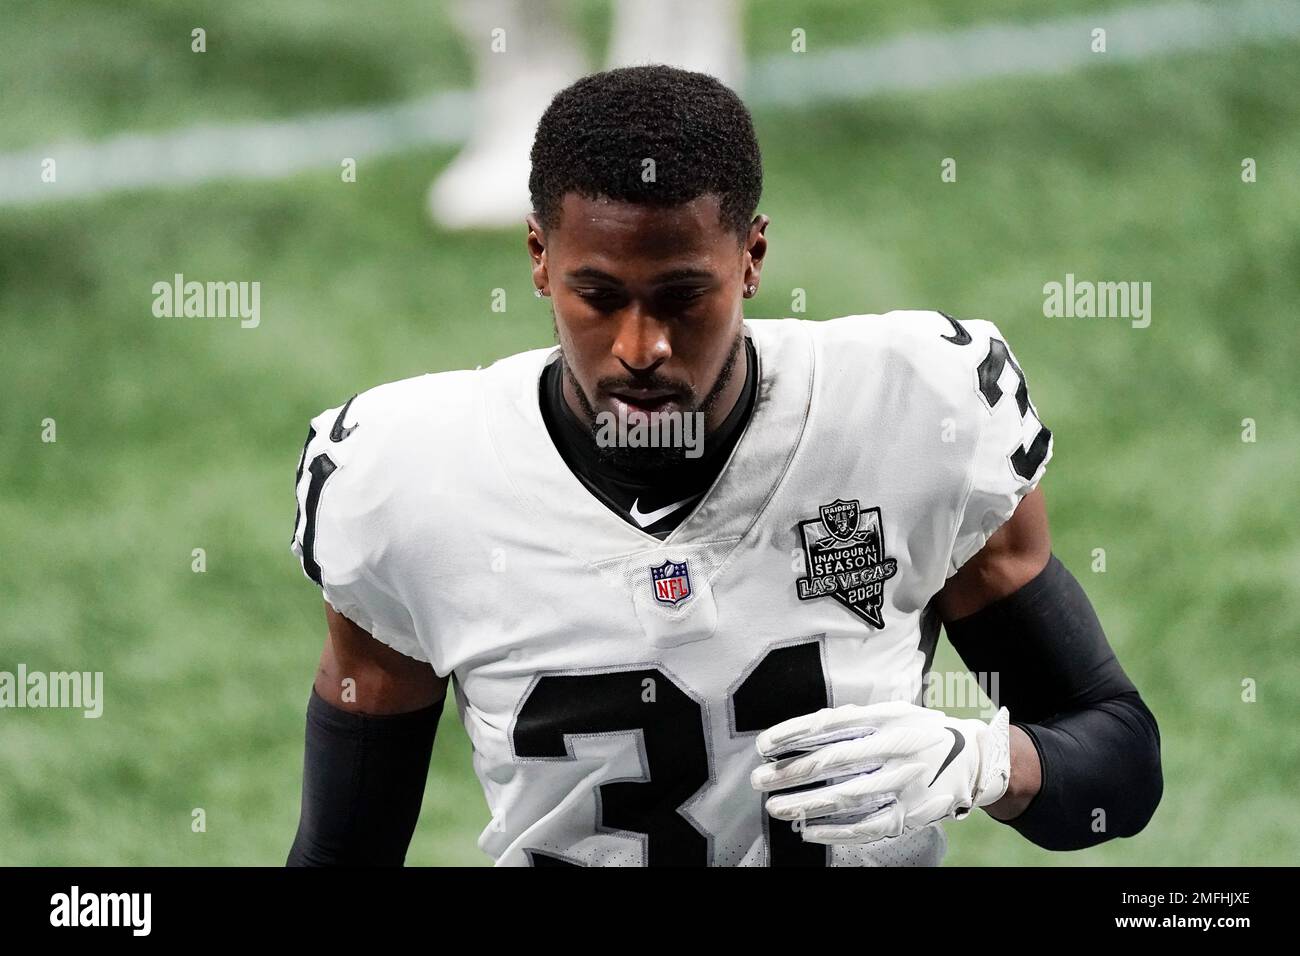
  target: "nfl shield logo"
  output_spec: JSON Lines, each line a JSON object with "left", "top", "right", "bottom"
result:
{"left": 650, "top": 559, "right": 692, "bottom": 607}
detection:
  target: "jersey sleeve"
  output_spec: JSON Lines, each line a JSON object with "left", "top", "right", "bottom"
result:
{"left": 290, "top": 396, "right": 431, "bottom": 664}
{"left": 948, "top": 319, "right": 1054, "bottom": 574}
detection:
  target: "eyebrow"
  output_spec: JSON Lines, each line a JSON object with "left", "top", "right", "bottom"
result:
{"left": 566, "top": 266, "right": 716, "bottom": 284}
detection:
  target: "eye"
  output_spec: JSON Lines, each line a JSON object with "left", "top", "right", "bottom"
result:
{"left": 575, "top": 288, "right": 622, "bottom": 305}
{"left": 662, "top": 286, "right": 707, "bottom": 304}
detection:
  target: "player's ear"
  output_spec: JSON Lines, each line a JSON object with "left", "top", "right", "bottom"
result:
{"left": 525, "top": 213, "right": 549, "bottom": 296}
{"left": 743, "top": 213, "right": 770, "bottom": 289}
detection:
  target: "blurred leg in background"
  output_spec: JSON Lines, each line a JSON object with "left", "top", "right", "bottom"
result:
{"left": 428, "top": 0, "right": 586, "bottom": 229}
{"left": 605, "top": 0, "right": 742, "bottom": 89}
{"left": 429, "top": 0, "right": 744, "bottom": 230}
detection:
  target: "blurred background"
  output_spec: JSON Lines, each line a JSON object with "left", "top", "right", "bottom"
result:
{"left": 1, "top": 0, "right": 1297, "bottom": 865}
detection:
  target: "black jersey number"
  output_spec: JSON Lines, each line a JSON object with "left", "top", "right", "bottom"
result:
{"left": 938, "top": 312, "right": 1051, "bottom": 480}
{"left": 511, "top": 639, "right": 830, "bottom": 867}
{"left": 293, "top": 396, "right": 360, "bottom": 586}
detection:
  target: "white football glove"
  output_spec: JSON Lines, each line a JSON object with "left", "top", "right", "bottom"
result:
{"left": 750, "top": 700, "right": 1011, "bottom": 845}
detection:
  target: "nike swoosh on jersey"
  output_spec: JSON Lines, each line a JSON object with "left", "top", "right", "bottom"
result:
{"left": 628, "top": 495, "right": 700, "bottom": 528}
{"left": 329, "top": 394, "right": 359, "bottom": 442}
{"left": 928, "top": 727, "right": 965, "bottom": 787}
{"left": 937, "top": 311, "right": 972, "bottom": 346}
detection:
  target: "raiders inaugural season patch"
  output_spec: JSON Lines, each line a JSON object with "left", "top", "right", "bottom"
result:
{"left": 795, "top": 499, "right": 898, "bottom": 628}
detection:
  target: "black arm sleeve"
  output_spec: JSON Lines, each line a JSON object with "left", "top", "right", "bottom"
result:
{"left": 943, "top": 554, "right": 1163, "bottom": 850}
{"left": 286, "top": 686, "right": 443, "bottom": 866}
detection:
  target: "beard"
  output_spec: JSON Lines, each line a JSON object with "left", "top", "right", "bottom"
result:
{"left": 556, "top": 319, "right": 745, "bottom": 478}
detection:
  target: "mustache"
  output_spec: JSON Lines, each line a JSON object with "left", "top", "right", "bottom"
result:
{"left": 596, "top": 375, "right": 694, "bottom": 398}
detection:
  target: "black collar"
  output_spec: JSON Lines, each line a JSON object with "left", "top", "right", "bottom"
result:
{"left": 538, "top": 336, "right": 759, "bottom": 537}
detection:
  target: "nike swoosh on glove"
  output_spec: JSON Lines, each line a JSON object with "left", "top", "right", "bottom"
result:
{"left": 750, "top": 700, "right": 1011, "bottom": 845}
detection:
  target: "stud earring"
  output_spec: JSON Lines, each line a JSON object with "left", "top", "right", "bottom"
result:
{"left": 534, "top": 288, "right": 544, "bottom": 298}
{"left": 744, "top": 284, "right": 757, "bottom": 297}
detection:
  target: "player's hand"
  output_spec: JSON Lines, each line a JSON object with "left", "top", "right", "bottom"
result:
{"left": 750, "top": 700, "right": 1011, "bottom": 845}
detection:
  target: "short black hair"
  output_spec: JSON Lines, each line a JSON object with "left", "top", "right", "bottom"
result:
{"left": 529, "top": 65, "right": 763, "bottom": 240}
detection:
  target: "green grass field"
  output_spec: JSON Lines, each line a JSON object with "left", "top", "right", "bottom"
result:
{"left": 1, "top": 1, "right": 1297, "bottom": 865}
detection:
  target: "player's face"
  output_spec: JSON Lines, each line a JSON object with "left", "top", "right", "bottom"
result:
{"left": 528, "top": 193, "right": 768, "bottom": 437}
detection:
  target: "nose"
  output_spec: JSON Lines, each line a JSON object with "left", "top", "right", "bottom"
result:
{"left": 610, "top": 305, "right": 671, "bottom": 372}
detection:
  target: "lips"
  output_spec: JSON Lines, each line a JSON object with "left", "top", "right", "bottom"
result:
{"left": 607, "top": 390, "right": 680, "bottom": 414}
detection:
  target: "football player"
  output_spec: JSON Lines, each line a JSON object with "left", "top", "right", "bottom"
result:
{"left": 286, "top": 65, "right": 1161, "bottom": 866}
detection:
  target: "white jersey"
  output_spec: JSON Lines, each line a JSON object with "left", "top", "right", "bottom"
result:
{"left": 291, "top": 311, "right": 1052, "bottom": 866}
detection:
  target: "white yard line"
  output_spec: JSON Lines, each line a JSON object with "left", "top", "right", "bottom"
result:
{"left": 748, "top": 0, "right": 1300, "bottom": 104}
{"left": 2, "top": 0, "right": 1296, "bottom": 207}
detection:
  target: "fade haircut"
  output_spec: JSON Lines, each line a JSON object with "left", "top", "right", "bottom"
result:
{"left": 529, "top": 64, "right": 763, "bottom": 241}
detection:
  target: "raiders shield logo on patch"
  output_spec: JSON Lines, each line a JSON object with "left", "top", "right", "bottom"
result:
{"left": 795, "top": 498, "right": 898, "bottom": 628}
